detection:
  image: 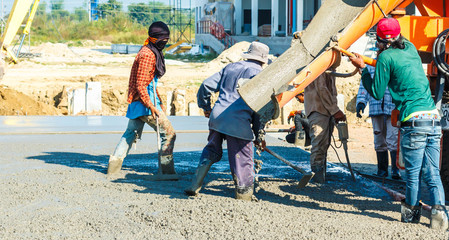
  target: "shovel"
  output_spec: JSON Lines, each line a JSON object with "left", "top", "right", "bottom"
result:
{"left": 264, "top": 147, "right": 314, "bottom": 188}
{"left": 152, "top": 80, "right": 162, "bottom": 164}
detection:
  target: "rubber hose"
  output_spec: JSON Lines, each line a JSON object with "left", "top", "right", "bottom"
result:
{"left": 432, "top": 29, "right": 449, "bottom": 77}
{"left": 325, "top": 67, "right": 359, "bottom": 78}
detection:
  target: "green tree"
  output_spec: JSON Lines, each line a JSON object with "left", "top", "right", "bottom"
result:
{"left": 72, "top": 7, "right": 88, "bottom": 22}
{"left": 97, "top": 0, "right": 123, "bottom": 19}
{"left": 36, "top": 1, "right": 47, "bottom": 16}
{"left": 128, "top": 3, "right": 152, "bottom": 25}
{"left": 51, "top": 0, "right": 69, "bottom": 18}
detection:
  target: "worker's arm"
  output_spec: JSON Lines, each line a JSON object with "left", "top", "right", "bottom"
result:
{"left": 251, "top": 112, "right": 266, "bottom": 150}
{"left": 358, "top": 54, "right": 390, "bottom": 101}
{"left": 156, "top": 88, "right": 166, "bottom": 113}
{"left": 356, "top": 80, "right": 369, "bottom": 106}
{"left": 136, "top": 52, "right": 159, "bottom": 118}
{"left": 197, "top": 70, "right": 223, "bottom": 116}
{"left": 355, "top": 80, "right": 369, "bottom": 118}
{"left": 362, "top": 59, "right": 390, "bottom": 100}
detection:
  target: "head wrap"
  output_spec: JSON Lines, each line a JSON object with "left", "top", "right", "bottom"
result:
{"left": 145, "top": 21, "right": 170, "bottom": 78}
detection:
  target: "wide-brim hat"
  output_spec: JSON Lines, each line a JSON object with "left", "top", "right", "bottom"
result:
{"left": 241, "top": 41, "right": 269, "bottom": 64}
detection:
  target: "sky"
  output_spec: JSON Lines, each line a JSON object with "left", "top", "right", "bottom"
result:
{"left": 1, "top": 0, "right": 193, "bottom": 15}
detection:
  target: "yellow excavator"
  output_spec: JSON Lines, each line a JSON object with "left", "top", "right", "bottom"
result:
{"left": 238, "top": 0, "right": 449, "bottom": 197}
{"left": 0, "top": 0, "right": 40, "bottom": 79}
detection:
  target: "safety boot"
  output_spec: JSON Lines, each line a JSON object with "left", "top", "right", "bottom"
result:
{"left": 184, "top": 158, "right": 213, "bottom": 196}
{"left": 390, "top": 151, "right": 402, "bottom": 180}
{"left": 235, "top": 185, "right": 254, "bottom": 201}
{"left": 155, "top": 155, "right": 179, "bottom": 181}
{"left": 430, "top": 205, "right": 449, "bottom": 230}
{"left": 401, "top": 199, "right": 422, "bottom": 223}
{"left": 107, "top": 155, "right": 124, "bottom": 175}
{"left": 311, "top": 166, "right": 326, "bottom": 184}
{"left": 376, "top": 151, "right": 389, "bottom": 177}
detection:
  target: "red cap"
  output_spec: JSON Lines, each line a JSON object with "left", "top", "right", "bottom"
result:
{"left": 376, "top": 18, "right": 401, "bottom": 39}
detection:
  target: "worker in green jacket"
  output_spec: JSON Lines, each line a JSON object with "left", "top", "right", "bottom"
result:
{"left": 350, "top": 17, "right": 447, "bottom": 230}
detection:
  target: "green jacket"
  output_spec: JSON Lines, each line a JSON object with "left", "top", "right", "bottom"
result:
{"left": 361, "top": 40, "right": 435, "bottom": 121}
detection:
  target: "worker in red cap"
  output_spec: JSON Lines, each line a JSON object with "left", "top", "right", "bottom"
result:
{"left": 350, "top": 17, "right": 448, "bottom": 230}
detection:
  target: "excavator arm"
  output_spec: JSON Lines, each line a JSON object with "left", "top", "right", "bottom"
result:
{"left": 0, "top": 0, "right": 39, "bottom": 79}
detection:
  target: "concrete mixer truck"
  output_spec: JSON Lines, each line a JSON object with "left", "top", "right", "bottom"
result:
{"left": 238, "top": 0, "right": 449, "bottom": 198}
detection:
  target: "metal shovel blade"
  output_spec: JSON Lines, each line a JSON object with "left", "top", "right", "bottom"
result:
{"left": 297, "top": 171, "right": 315, "bottom": 188}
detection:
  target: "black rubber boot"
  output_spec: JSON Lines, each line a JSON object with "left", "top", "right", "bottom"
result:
{"left": 155, "top": 155, "right": 179, "bottom": 181}
{"left": 184, "top": 158, "right": 213, "bottom": 196}
{"left": 158, "top": 155, "right": 177, "bottom": 174}
{"left": 311, "top": 166, "right": 326, "bottom": 184}
{"left": 390, "top": 150, "right": 402, "bottom": 180}
{"left": 431, "top": 205, "right": 449, "bottom": 230}
{"left": 235, "top": 185, "right": 254, "bottom": 201}
{"left": 401, "top": 199, "right": 422, "bottom": 223}
{"left": 376, "top": 151, "right": 389, "bottom": 177}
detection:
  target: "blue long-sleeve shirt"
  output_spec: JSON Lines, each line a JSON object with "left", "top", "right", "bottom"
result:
{"left": 197, "top": 60, "right": 262, "bottom": 141}
{"left": 356, "top": 65, "right": 395, "bottom": 117}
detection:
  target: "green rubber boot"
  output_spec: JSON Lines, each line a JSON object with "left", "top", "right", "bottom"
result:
{"left": 155, "top": 155, "right": 179, "bottom": 181}
{"left": 431, "top": 205, "right": 449, "bottom": 230}
{"left": 235, "top": 185, "right": 254, "bottom": 201}
{"left": 184, "top": 158, "right": 213, "bottom": 196}
{"left": 107, "top": 155, "right": 124, "bottom": 175}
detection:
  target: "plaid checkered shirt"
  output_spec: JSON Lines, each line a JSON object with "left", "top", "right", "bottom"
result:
{"left": 127, "top": 46, "right": 157, "bottom": 108}
{"left": 356, "top": 65, "right": 396, "bottom": 116}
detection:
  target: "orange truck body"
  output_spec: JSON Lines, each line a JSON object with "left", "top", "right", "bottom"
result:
{"left": 277, "top": 0, "right": 449, "bottom": 109}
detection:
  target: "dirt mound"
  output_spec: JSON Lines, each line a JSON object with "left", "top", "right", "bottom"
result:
{"left": 335, "top": 57, "right": 369, "bottom": 125}
{"left": 0, "top": 86, "right": 61, "bottom": 115}
{"left": 204, "top": 41, "right": 277, "bottom": 72}
{"left": 32, "top": 42, "right": 77, "bottom": 58}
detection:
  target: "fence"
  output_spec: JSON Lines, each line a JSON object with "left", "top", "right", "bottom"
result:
{"left": 197, "top": 20, "right": 236, "bottom": 49}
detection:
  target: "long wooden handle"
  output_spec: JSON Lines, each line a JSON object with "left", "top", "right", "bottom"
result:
{"left": 333, "top": 46, "right": 377, "bottom": 66}
{"left": 152, "top": 81, "right": 161, "bottom": 153}
{"left": 264, "top": 147, "right": 308, "bottom": 175}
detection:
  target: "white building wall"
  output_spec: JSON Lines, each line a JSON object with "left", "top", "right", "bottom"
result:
{"left": 194, "top": 0, "right": 322, "bottom": 37}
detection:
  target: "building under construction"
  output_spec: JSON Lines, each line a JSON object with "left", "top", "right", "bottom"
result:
{"left": 90, "top": 0, "right": 193, "bottom": 44}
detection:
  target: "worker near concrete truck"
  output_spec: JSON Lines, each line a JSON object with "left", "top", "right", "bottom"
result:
{"left": 107, "top": 21, "right": 178, "bottom": 180}
{"left": 349, "top": 17, "right": 448, "bottom": 230}
{"left": 184, "top": 41, "right": 268, "bottom": 200}
{"left": 356, "top": 65, "right": 401, "bottom": 180}
{"left": 304, "top": 69, "right": 346, "bottom": 184}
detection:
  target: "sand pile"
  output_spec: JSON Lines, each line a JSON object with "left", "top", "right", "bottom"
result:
{"left": 335, "top": 57, "right": 366, "bottom": 124}
{"left": 204, "top": 41, "right": 277, "bottom": 73}
{"left": 0, "top": 86, "right": 61, "bottom": 115}
{"left": 32, "top": 42, "right": 77, "bottom": 58}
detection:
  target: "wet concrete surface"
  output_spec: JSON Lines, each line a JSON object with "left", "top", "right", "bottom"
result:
{"left": 0, "top": 116, "right": 385, "bottom": 196}
{"left": 1, "top": 116, "right": 446, "bottom": 239}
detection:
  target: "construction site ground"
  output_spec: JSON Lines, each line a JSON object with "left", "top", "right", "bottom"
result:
{"left": 0, "top": 42, "right": 447, "bottom": 239}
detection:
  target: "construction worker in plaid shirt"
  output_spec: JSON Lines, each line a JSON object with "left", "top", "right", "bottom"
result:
{"left": 356, "top": 64, "right": 401, "bottom": 180}
{"left": 107, "top": 21, "right": 178, "bottom": 180}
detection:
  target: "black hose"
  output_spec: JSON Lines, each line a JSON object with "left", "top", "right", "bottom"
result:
{"left": 325, "top": 67, "right": 359, "bottom": 78}
{"left": 432, "top": 29, "right": 449, "bottom": 77}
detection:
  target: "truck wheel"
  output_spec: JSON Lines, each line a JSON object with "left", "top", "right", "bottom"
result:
{"left": 441, "top": 131, "right": 449, "bottom": 200}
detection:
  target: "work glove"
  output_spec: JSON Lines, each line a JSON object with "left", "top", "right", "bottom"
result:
{"left": 356, "top": 103, "right": 366, "bottom": 118}
{"left": 287, "top": 110, "right": 299, "bottom": 124}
